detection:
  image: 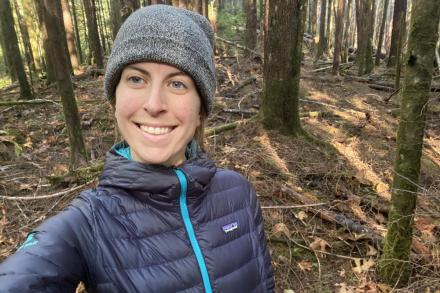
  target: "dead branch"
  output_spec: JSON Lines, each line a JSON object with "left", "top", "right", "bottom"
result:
{"left": 0, "top": 181, "right": 93, "bottom": 201}
{"left": 311, "top": 62, "right": 354, "bottom": 73}
{"left": 384, "top": 87, "right": 402, "bottom": 103}
{"left": 222, "top": 108, "right": 258, "bottom": 115}
{"left": 299, "top": 98, "right": 368, "bottom": 117}
{"left": 0, "top": 99, "right": 61, "bottom": 107}
{"left": 368, "top": 84, "right": 395, "bottom": 92}
{"left": 205, "top": 120, "right": 248, "bottom": 136}
{"left": 215, "top": 36, "right": 261, "bottom": 57}
{"left": 261, "top": 203, "right": 327, "bottom": 209}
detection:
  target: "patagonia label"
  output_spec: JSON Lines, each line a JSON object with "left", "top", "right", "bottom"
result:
{"left": 222, "top": 221, "right": 238, "bottom": 234}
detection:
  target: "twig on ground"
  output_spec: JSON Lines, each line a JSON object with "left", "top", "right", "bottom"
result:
{"left": 0, "top": 181, "right": 94, "bottom": 201}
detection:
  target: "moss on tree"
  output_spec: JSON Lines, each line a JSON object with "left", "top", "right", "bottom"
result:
{"left": 378, "top": 0, "right": 440, "bottom": 286}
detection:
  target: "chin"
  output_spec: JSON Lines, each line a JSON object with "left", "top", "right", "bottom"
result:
{"left": 133, "top": 149, "right": 182, "bottom": 167}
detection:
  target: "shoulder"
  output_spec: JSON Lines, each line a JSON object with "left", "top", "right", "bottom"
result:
{"left": 208, "top": 168, "right": 255, "bottom": 202}
{"left": 211, "top": 168, "right": 252, "bottom": 189}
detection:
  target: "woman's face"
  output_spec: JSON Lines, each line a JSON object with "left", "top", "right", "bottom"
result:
{"left": 115, "top": 62, "right": 201, "bottom": 166}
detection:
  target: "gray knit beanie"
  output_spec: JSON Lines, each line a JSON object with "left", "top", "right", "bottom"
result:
{"left": 104, "top": 5, "right": 215, "bottom": 114}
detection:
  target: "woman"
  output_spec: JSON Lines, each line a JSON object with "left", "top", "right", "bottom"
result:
{"left": 0, "top": 5, "right": 274, "bottom": 292}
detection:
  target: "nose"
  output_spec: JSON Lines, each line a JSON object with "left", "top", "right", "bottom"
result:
{"left": 142, "top": 83, "right": 167, "bottom": 116}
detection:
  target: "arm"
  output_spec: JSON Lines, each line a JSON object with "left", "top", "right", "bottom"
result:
{"left": 0, "top": 197, "right": 93, "bottom": 292}
{"left": 249, "top": 184, "right": 275, "bottom": 292}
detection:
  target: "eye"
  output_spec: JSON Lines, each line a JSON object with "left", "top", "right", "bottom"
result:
{"left": 169, "top": 80, "right": 187, "bottom": 90}
{"left": 127, "top": 76, "right": 144, "bottom": 84}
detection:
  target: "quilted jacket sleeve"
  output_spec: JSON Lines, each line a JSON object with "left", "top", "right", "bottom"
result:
{"left": 0, "top": 196, "right": 93, "bottom": 293}
{"left": 249, "top": 183, "right": 275, "bottom": 292}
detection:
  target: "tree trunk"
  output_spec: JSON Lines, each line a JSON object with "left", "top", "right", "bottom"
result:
{"left": 315, "top": 0, "right": 327, "bottom": 61}
{"left": 178, "top": 0, "right": 188, "bottom": 8}
{"left": 355, "top": 0, "right": 374, "bottom": 75}
{"left": 341, "top": 0, "right": 351, "bottom": 62}
{"left": 61, "top": 0, "right": 79, "bottom": 69}
{"left": 120, "top": 0, "right": 140, "bottom": 23}
{"left": 263, "top": 0, "right": 305, "bottom": 135}
{"left": 0, "top": 13, "right": 17, "bottom": 81}
{"left": 309, "top": 0, "right": 317, "bottom": 35}
{"left": 82, "top": 0, "right": 104, "bottom": 68}
{"left": 375, "top": 0, "right": 389, "bottom": 65}
{"left": 171, "top": 0, "right": 179, "bottom": 6}
{"left": 43, "top": 0, "right": 87, "bottom": 169}
{"left": 71, "top": 0, "right": 84, "bottom": 64}
{"left": 193, "top": 0, "right": 203, "bottom": 14}
{"left": 110, "top": 0, "right": 122, "bottom": 39}
{"left": 325, "top": 0, "right": 332, "bottom": 52}
{"left": 332, "top": 0, "right": 345, "bottom": 75}
{"left": 378, "top": 0, "right": 440, "bottom": 286}
{"left": 95, "top": 0, "right": 107, "bottom": 54}
{"left": 244, "top": 0, "right": 257, "bottom": 56}
{"left": 0, "top": 0, "right": 32, "bottom": 99}
{"left": 387, "top": 0, "right": 407, "bottom": 67}
{"left": 34, "top": 0, "right": 55, "bottom": 83}
{"left": 203, "top": 0, "right": 209, "bottom": 18}
{"left": 13, "top": 0, "right": 37, "bottom": 80}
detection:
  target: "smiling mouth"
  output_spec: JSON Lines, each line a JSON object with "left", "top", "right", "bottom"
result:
{"left": 136, "top": 124, "right": 175, "bottom": 135}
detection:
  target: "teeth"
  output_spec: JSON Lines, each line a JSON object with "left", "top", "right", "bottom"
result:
{"left": 139, "top": 125, "right": 173, "bottom": 135}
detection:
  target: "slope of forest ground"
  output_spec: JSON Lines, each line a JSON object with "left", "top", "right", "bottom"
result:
{"left": 1, "top": 43, "right": 440, "bottom": 292}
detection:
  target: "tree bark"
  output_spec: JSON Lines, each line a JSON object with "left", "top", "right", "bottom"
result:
{"left": 315, "top": 0, "right": 327, "bottom": 61}
{"left": 34, "top": 0, "right": 55, "bottom": 83}
{"left": 387, "top": 0, "right": 407, "bottom": 67}
{"left": 263, "top": 0, "right": 305, "bottom": 135}
{"left": 244, "top": 0, "right": 257, "bottom": 56}
{"left": 332, "top": 0, "right": 345, "bottom": 75}
{"left": 110, "top": 0, "right": 122, "bottom": 39}
{"left": 82, "top": 0, "right": 104, "bottom": 68}
{"left": 0, "top": 11, "right": 16, "bottom": 81}
{"left": 71, "top": 0, "right": 84, "bottom": 64}
{"left": 378, "top": 0, "right": 440, "bottom": 286}
{"left": 0, "top": 0, "right": 33, "bottom": 99}
{"left": 203, "top": 0, "right": 209, "bottom": 18}
{"left": 13, "top": 0, "right": 37, "bottom": 79}
{"left": 193, "top": 0, "right": 203, "bottom": 14}
{"left": 61, "top": 0, "right": 79, "bottom": 69}
{"left": 120, "top": 0, "right": 140, "bottom": 23}
{"left": 309, "top": 0, "right": 317, "bottom": 35}
{"left": 375, "top": 0, "right": 389, "bottom": 65}
{"left": 325, "top": 0, "right": 332, "bottom": 52}
{"left": 355, "top": 0, "right": 374, "bottom": 75}
{"left": 43, "top": 0, "right": 88, "bottom": 169}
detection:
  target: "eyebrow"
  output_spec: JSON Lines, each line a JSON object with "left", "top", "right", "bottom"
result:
{"left": 125, "top": 65, "right": 189, "bottom": 79}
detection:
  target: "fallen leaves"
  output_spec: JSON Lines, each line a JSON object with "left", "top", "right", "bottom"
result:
{"left": 272, "top": 222, "right": 291, "bottom": 238}
{"left": 297, "top": 260, "right": 313, "bottom": 271}
{"left": 352, "top": 258, "right": 375, "bottom": 274}
{"left": 309, "top": 237, "right": 331, "bottom": 257}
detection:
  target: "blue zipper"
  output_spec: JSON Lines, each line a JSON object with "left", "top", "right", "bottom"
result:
{"left": 174, "top": 169, "right": 213, "bottom": 293}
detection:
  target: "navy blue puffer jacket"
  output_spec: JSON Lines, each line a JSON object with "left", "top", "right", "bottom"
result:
{"left": 0, "top": 149, "right": 274, "bottom": 292}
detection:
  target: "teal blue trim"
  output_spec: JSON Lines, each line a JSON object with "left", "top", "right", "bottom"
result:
{"left": 18, "top": 233, "right": 38, "bottom": 250}
{"left": 114, "top": 146, "right": 131, "bottom": 160}
{"left": 175, "top": 169, "right": 212, "bottom": 293}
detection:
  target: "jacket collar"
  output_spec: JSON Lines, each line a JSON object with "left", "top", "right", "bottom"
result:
{"left": 98, "top": 145, "right": 216, "bottom": 210}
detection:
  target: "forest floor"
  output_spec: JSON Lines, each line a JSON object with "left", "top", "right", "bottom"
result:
{"left": 1, "top": 43, "right": 440, "bottom": 292}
